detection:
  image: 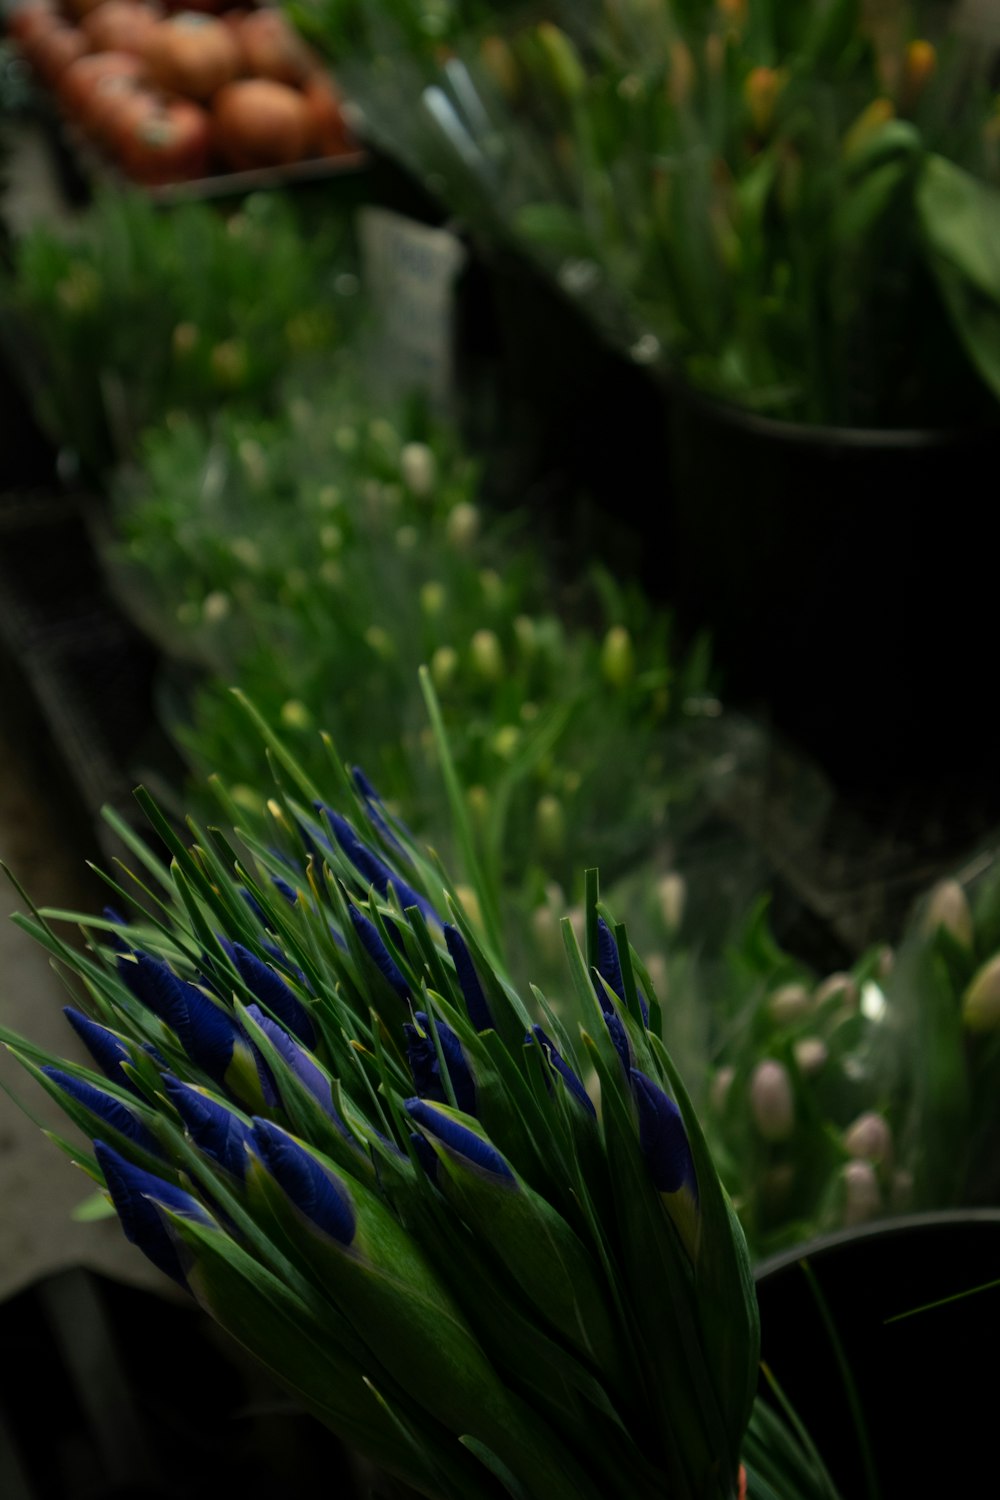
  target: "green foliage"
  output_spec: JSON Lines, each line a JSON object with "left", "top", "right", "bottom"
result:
{"left": 0, "top": 189, "right": 353, "bottom": 478}
{"left": 0, "top": 705, "right": 841, "bottom": 1499}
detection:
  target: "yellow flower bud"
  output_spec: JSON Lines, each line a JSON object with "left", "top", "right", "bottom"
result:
{"left": 430, "top": 645, "right": 458, "bottom": 689}
{"left": 842, "top": 97, "right": 895, "bottom": 158}
{"left": 901, "top": 39, "right": 936, "bottom": 112}
{"left": 364, "top": 625, "right": 395, "bottom": 661}
{"left": 202, "top": 591, "right": 231, "bottom": 624}
{"left": 420, "top": 582, "right": 446, "bottom": 616}
{"left": 172, "top": 322, "right": 198, "bottom": 356}
{"left": 535, "top": 22, "right": 586, "bottom": 102}
{"left": 480, "top": 33, "right": 519, "bottom": 98}
{"left": 231, "top": 784, "right": 263, "bottom": 813}
{"left": 280, "top": 699, "right": 312, "bottom": 731}
{"left": 210, "top": 339, "right": 249, "bottom": 390}
{"left": 963, "top": 953, "right": 1000, "bottom": 1031}
{"left": 667, "top": 40, "right": 695, "bottom": 107}
{"left": 396, "top": 525, "right": 418, "bottom": 551}
{"left": 744, "top": 66, "right": 784, "bottom": 136}
{"left": 535, "top": 794, "right": 565, "bottom": 858}
{"left": 513, "top": 615, "right": 537, "bottom": 656}
{"left": 923, "top": 879, "right": 973, "bottom": 949}
{"left": 601, "top": 625, "right": 635, "bottom": 688}
{"left": 454, "top": 885, "right": 483, "bottom": 933}
{"left": 491, "top": 725, "right": 521, "bottom": 760}
{"left": 470, "top": 628, "right": 504, "bottom": 682}
{"left": 480, "top": 569, "right": 504, "bottom": 607}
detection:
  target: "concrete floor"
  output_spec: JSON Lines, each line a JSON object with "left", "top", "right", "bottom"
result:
{"left": 0, "top": 727, "right": 162, "bottom": 1300}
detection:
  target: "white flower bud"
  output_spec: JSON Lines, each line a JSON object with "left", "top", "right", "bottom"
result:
{"left": 202, "top": 591, "right": 231, "bottom": 623}
{"left": 400, "top": 441, "right": 436, "bottom": 497}
{"left": 768, "top": 983, "right": 811, "bottom": 1026}
{"left": 842, "top": 1160, "right": 881, "bottom": 1228}
{"left": 793, "top": 1037, "right": 828, "bottom": 1076}
{"left": 710, "top": 1065, "right": 735, "bottom": 1114}
{"left": 843, "top": 1111, "right": 892, "bottom": 1166}
{"left": 446, "top": 502, "right": 480, "bottom": 550}
{"left": 923, "top": 879, "right": 974, "bottom": 949}
{"left": 875, "top": 945, "right": 895, "bottom": 980}
{"left": 749, "top": 1060, "right": 795, "bottom": 1142}
{"left": 813, "top": 972, "right": 859, "bottom": 1012}
{"left": 656, "top": 872, "right": 686, "bottom": 934}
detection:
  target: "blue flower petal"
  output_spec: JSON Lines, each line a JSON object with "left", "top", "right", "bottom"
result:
{"left": 319, "top": 804, "right": 439, "bottom": 924}
{"left": 630, "top": 1070, "right": 698, "bottom": 1200}
{"left": 404, "top": 1098, "right": 514, "bottom": 1183}
{"left": 405, "top": 1011, "right": 477, "bottom": 1115}
{"left": 250, "top": 1120, "right": 356, "bottom": 1245}
{"left": 43, "top": 1067, "right": 161, "bottom": 1155}
{"left": 604, "top": 1005, "right": 632, "bottom": 1072}
{"left": 596, "top": 918, "right": 649, "bottom": 1026}
{"left": 245, "top": 1005, "right": 351, "bottom": 1140}
{"left": 409, "top": 1130, "right": 439, "bottom": 1181}
{"left": 351, "top": 767, "right": 412, "bottom": 861}
{"left": 443, "top": 925, "right": 493, "bottom": 1032}
{"left": 118, "top": 953, "right": 239, "bottom": 1084}
{"left": 347, "top": 907, "right": 410, "bottom": 1001}
{"left": 162, "top": 1075, "right": 251, "bottom": 1179}
{"left": 101, "top": 907, "right": 132, "bottom": 955}
{"left": 271, "top": 876, "right": 299, "bottom": 906}
{"left": 63, "top": 1008, "right": 141, "bottom": 1097}
{"left": 94, "top": 1139, "right": 212, "bottom": 1287}
{"left": 526, "top": 1026, "right": 596, "bottom": 1117}
{"left": 220, "top": 940, "right": 316, "bottom": 1047}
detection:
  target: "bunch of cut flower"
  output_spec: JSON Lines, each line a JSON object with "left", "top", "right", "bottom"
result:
{"left": 296, "top": 0, "right": 1000, "bottom": 426}
{"left": 0, "top": 691, "right": 841, "bottom": 1500}
{"left": 871, "top": 855, "right": 1000, "bottom": 1217}
{"left": 109, "top": 363, "right": 716, "bottom": 916}
{"left": 0, "top": 187, "right": 353, "bottom": 479}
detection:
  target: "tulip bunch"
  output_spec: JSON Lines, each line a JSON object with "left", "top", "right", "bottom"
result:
{"left": 110, "top": 364, "right": 717, "bottom": 926}
{"left": 297, "top": 0, "right": 1000, "bottom": 426}
{"left": 0, "top": 187, "right": 352, "bottom": 478}
{"left": 1, "top": 695, "right": 841, "bottom": 1500}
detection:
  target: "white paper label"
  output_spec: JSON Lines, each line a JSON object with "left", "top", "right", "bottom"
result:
{"left": 359, "top": 207, "right": 466, "bottom": 404}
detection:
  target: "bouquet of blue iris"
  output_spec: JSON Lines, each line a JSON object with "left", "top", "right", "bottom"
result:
{"left": 1, "top": 687, "right": 839, "bottom": 1500}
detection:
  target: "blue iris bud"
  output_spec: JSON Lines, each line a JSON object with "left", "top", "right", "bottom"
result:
{"left": 351, "top": 766, "right": 412, "bottom": 861}
{"left": 245, "top": 1004, "right": 344, "bottom": 1127}
{"left": 162, "top": 1074, "right": 252, "bottom": 1179}
{"left": 118, "top": 953, "right": 241, "bottom": 1083}
{"left": 405, "top": 1098, "right": 515, "bottom": 1184}
{"left": 42, "top": 1067, "right": 161, "bottom": 1155}
{"left": 525, "top": 1026, "right": 596, "bottom": 1116}
{"left": 272, "top": 876, "right": 299, "bottom": 906}
{"left": 409, "top": 1130, "right": 440, "bottom": 1181}
{"left": 101, "top": 907, "right": 132, "bottom": 955}
{"left": 347, "top": 906, "right": 410, "bottom": 1001}
{"left": 318, "top": 804, "right": 439, "bottom": 924}
{"left": 94, "top": 1139, "right": 214, "bottom": 1287}
{"left": 443, "top": 925, "right": 493, "bottom": 1032}
{"left": 630, "top": 1070, "right": 698, "bottom": 1201}
{"left": 603, "top": 1004, "right": 633, "bottom": 1073}
{"left": 404, "top": 1011, "right": 477, "bottom": 1115}
{"left": 596, "top": 917, "right": 649, "bottom": 1026}
{"left": 219, "top": 939, "right": 316, "bottom": 1047}
{"left": 239, "top": 887, "right": 269, "bottom": 926}
{"left": 117, "top": 953, "right": 276, "bottom": 1106}
{"left": 250, "top": 1119, "right": 356, "bottom": 1246}
{"left": 63, "top": 1007, "right": 141, "bottom": 1097}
